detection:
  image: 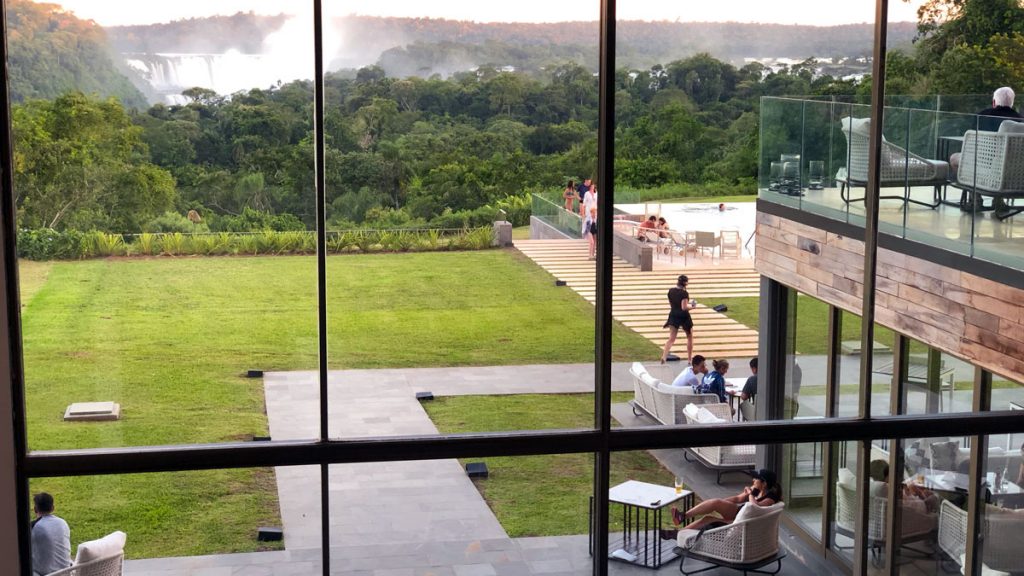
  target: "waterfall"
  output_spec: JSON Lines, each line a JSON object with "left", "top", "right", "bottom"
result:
{"left": 124, "top": 51, "right": 313, "bottom": 103}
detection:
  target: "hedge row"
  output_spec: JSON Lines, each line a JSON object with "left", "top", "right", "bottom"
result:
{"left": 17, "top": 227, "right": 497, "bottom": 261}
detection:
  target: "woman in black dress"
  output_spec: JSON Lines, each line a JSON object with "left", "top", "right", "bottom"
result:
{"left": 661, "top": 275, "right": 694, "bottom": 363}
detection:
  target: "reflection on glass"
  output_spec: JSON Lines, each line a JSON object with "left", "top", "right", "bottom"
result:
{"left": 973, "top": 435, "right": 1024, "bottom": 575}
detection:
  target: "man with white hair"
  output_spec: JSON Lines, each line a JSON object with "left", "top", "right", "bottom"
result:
{"left": 949, "top": 87, "right": 1021, "bottom": 180}
{"left": 976, "top": 86, "right": 1021, "bottom": 131}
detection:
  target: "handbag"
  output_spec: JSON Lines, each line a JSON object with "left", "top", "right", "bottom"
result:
{"left": 589, "top": 221, "right": 598, "bottom": 235}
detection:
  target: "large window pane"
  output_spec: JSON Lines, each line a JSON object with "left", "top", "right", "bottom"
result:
{"left": 322, "top": 0, "right": 604, "bottom": 438}
{"left": 14, "top": 2, "right": 319, "bottom": 452}
{"left": 27, "top": 467, "right": 320, "bottom": 571}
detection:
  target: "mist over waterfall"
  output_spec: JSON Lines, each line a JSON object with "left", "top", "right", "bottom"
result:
{"left": 118, "top": 14, "right": 326, "bottom": 104}
{"left": 125, "top": 52, "right": 308, "bottom": 103}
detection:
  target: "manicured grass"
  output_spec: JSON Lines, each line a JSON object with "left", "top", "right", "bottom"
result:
{"left": 424, "top": 392, "right": 677, "bottom": 537}
{"left": 17, "top": 259, "right": 52, "bottom": 303}
{"left": 511, "top": 225, "right": 531, "bottom": 240}
{"left": 21, "top": 250, "right": 657, "bottom": 557}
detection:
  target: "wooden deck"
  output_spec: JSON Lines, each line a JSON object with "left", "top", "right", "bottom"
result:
{"left": 515, "top": 239, "right": 760, "bottom": 358}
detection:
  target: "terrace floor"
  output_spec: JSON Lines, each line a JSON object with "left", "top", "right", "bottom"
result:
{"left": 762, "top": 184, "right": 1024, "bottom": 270}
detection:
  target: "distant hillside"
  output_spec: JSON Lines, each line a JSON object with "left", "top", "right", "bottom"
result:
{"left": 6, "top": 0, "right": 147, "bottom": 108}
{"left": 106, "top": 13, "right": 916, "bottom": 72}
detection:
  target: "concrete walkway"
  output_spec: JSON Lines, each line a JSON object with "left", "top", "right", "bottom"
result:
{"left": 513, "top": 239, "right": 760, "bottom": 358}
{"left": 123, "top": 362, "right": 838, "bottom": 576}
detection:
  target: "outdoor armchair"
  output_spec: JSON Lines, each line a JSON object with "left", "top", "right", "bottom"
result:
{"left": 673, "top": 501, "right": 786, "bottom": 575}
{"left": 956, "top": 121, "right": 1024, "bottom": 219}
{"left": 938, "top": 499, "right": 1024, "bottom": 575}
{"left": 838, "top": 116, "right": 948, "bottom": 208}
{"left": 47, "top": 530, "right": 127, "bottom": 576}
{"left": 681, "top": 403, "right": 756, "bottom": 483}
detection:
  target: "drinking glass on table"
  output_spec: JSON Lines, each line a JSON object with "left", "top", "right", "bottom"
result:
{"left": 674, "top": 477, "right": 683, "bottom": 494}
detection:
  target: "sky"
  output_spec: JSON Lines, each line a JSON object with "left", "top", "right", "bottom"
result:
{"left": 43, "top": 0, "right": 924, "bottom": 27}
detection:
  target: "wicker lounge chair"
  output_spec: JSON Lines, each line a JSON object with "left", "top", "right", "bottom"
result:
{"left": 629, "top": 363, "right": 719, "bottom": 425}
{"left": 681, "top": 403, "right": 756, "bottom": 483}
{"left": 838, "top": 116, "right": 949, "bottom": 208}
{"left": 955, "top": 121, "right": 1024, "bottom": 220}
{"left": 938, "top": 499, "right": 1024, "bottom": 575}
{"left": 47, "top": 530, "right": 126, "bottom": 576}
{"left": 47, "top": 553, "right": 124, "bottom": 576}
{"left": 673, "top": 502, "right": 786, "bottom": 575}
{"left": 834, "top": 469, "right": 936, "bottom": 566}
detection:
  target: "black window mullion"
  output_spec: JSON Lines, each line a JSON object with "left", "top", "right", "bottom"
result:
{"left": 311, "top": 1, "right": 330, "bottom": 574}
{"left": 593, "top": 1, "right": 616, "bottom": 575}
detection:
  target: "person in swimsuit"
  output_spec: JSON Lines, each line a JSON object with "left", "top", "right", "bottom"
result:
{"left": 661, "top": 275, "right": 694, "bottom": 363}
{"left": 661, "top": 469, "right": 782, "bottom": 539}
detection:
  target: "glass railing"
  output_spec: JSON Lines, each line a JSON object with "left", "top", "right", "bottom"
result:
{"left": 532, "top": 192, "right": 583, "bottom": 238}
{"left": 759, "top": 96, "right": 1024, "bottom": 271}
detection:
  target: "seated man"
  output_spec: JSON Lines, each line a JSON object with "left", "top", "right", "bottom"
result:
{"left": 31, "top": 492, "right": 71, "bottom": 576}
{"left": 950, "top": 86, "right": 1023, "bottom": 176}
{"left": 741, "top": 357, "right": 757, "bottom": 402}
{"left": 671, "top": 355, "right": 706, "bottom": 388}
{"left": 870, "top": 459, "right": 938, "bottom": 514}
{"left": 637, "top": 215, "right": 658, "bottom": 239}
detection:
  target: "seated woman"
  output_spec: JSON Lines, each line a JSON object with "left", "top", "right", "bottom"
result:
{"left": 870, "top": 459, "right": 938, "bottom": 513}
{"left": 697, "top": 359, "right": 729, "bottom": 403}
{"left": 661, "top": 469, "right": 782, "bottom": 539}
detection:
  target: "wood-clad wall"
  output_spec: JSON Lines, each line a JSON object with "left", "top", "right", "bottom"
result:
{"left": 755, "top": 212, "right": 1024, "bottom": 383}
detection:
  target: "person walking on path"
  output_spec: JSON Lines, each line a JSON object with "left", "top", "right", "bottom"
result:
{"left": 661, "top": 274, "right": 694, "bottom": 363}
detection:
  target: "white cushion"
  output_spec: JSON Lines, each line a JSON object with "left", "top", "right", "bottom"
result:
{"left": 837, "top": 468, "right": 856, "bottom": 490}
{"left": 683, "top": 403, "right": 701, "bottom": 420}
{"left": 959, "top": 554, "right": 1010, "bottom": 576}
{"left": 75, "top": 530, "right": 126, "bottom": 564}
{"left": 631, "top": 362, "right": 648, "bottom": 377}
{"left": 695, "top": 406, "right": 725, "bottom": 424}
{"left": 640, "top": 373, "right": 659, "bottom": 387}
{"left": 677, "top": 528, "right": 701, "bottom": 547}
{"left": 735, "top": 501, "right": 771, "bottom": 523}
{"left": 840, "top": 116, "right": 871, "bottom": 135}
{"left": 998, "top": 120, "right": 1024, "bottom": 134}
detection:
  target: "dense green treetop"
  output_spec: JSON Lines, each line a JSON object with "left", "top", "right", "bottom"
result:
{"left": 6, "top": 0, "right": 147, "bottom": 108}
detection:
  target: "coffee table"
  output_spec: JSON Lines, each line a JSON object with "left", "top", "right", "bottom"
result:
{"left": 590, "top": 480, "right": 694, "bottom": 569}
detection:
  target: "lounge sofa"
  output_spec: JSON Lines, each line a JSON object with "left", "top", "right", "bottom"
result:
{"left": 629, "top": 362, "right": 719, "bottom": 425}
{"left": 681, "top": 402, "right": 756, "bottom": 483}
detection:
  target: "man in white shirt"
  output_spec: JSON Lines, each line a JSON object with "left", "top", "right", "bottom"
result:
{"left": 671, "top": 355, "right": 706, "bottom": 388}
{"left": 32, "top": 492, "right": 71, "bottom": 576}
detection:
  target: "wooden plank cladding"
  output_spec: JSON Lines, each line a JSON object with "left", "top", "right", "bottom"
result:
{"left": 755, "top": 212, "right": 1024, "bottom": 383}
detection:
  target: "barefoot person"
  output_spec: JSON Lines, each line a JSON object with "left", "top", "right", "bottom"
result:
{"left": 662, "top": 469, "right": 782, "bottom": 539}
{"left": 661, "top": 275, "right": 694, "bottom": 363}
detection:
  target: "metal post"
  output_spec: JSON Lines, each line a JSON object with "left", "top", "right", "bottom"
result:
{"left": 593, "top": 1, "right": 616, "bottom": 574}
{"left": 0, "top": 1, "right": 30, "bottom": 573}
{"left": 855, "top": 0, "right": 890, "bottom": 572}
{"left": 965, "top": 368, "right": 992, "bottom": 575}
{"left": 312, "top": 2, "right": 331, "bottom": 574}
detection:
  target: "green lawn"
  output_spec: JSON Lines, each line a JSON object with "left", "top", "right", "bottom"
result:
{"left": 21, "top": 250, "right": 657, "bottom": 557}
{"left": 424, "top": 392, "right": 677, "bottom": 537}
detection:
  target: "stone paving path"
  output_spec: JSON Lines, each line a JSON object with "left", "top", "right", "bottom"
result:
{"left": 513, "top": 240, "right": 760, "bottom": 358}
{"left": 123, "top": 363, "right": 839, "bottom": 576}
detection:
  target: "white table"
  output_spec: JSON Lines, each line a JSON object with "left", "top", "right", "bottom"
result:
{"left": 593, "top": 480, "right": 694, "bottom": 569}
